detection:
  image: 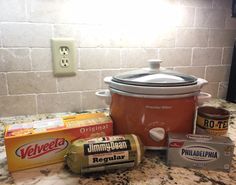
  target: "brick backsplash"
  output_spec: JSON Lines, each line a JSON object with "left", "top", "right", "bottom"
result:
{"left": 0, "top": 0, "right": 236, "bottom": 116}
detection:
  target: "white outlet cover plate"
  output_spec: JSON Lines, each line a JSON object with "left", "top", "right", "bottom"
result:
{"left": 51, "top": 38, "right": 77, "bottom": 76}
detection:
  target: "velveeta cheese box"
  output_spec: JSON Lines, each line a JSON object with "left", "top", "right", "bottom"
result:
{"left": 4, "top": 112, "right": 113, "bottom": 172}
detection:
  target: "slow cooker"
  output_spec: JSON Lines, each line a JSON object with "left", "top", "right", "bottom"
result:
{"left": 96, "top": 59, "right": 211, "bottom": 149}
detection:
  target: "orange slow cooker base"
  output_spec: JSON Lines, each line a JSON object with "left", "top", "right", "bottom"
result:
{"left": 110, "top": 93, "right": 197, "bottom": 148}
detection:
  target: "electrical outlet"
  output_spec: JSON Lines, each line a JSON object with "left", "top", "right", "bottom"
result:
{"left": 51, "top": 38, "right": 77, "bottom": 76}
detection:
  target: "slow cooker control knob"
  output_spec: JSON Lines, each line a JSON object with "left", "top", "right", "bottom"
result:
{"left": 149, "top": 127, "right": 165, "bottom": 142}
{"left": 148, "top": 59, "right": 162, "bottom": 72}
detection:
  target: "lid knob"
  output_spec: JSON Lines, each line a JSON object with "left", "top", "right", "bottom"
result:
{"left": 148, "top": 59, "right": 162, "bottom": 72}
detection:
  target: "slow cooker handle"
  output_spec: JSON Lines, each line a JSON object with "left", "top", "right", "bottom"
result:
{"left": 198, "top": 92, "right": 212, "bottom": 106}
{"left": 197, "top": 78, "right": 208, "bottom": 88}
{"left": 95, "top": 89, "right": 111, "bottom": 105}
{"left": 196, "top": 78, "right": 211, "bottom": 105}
{"left": 104, "top": 76, "right": 112, "bottom": 85}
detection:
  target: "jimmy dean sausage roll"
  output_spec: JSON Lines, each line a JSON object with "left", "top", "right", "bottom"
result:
{"left": 65, "top": 134, "right": 144, "bottom": 174}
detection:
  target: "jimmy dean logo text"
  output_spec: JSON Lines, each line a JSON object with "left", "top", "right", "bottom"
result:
{"left": 84, "top": 140, "right": 131, "bottom": 155}
{"left": 181, "top": 145, "right": 219, "bottom": 162}
{"left": 16, "top": 138, "right": 68, "bottom": 159}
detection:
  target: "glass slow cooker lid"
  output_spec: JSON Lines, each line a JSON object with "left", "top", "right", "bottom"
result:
{"left": 112, "top": 60, "right": 198, "bottom": 87}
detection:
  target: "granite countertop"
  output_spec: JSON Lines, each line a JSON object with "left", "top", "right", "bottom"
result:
{"left": 0, "top": 99, "right": 236, "bottom": 185}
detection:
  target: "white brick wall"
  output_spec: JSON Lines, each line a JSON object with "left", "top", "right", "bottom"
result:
{"left": 1, "top": 23, "right": 52, "bottom": 47}
{"left": 0, "top": 0, "right": 236, "bottom": 116}
{"left": 0, "top": 49, "right": 31, "bottom": 71}
{"left": 0, "top": 0, "right": 27, "bottom": 22}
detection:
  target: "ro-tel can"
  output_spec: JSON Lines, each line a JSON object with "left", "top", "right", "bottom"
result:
{"left": 65, "top": 134, "right": 144, "bottom": 174}
{"left": 196, "top": 106, "right": 230, "bottom": 136}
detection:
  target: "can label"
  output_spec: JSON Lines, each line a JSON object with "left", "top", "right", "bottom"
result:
{"left": 196, "top": 115, "right": 228, "bottom": 136}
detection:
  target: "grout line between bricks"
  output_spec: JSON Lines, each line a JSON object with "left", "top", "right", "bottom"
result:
{"left": 5, "top": 72, "right": 9, "bottom": 96}
{"left": 190, "top": 47, "right": 194, "bottom": 66}
{"left": 217, "top": 82, "right": 221, "bottom": 98}
{"left": 25, "top": 0, "right": 29, "bottom": 21}
{"left": 55, "top": 78, "right": 59, "bottom": 94}
{"left": 35, "top": 94, "right": 38, "bottom": 114}
{"left": 29, "top": 47, "right": 33, "bottom": 70}
{"left": 220, "top": 47, "right": 224, "bottom": 65}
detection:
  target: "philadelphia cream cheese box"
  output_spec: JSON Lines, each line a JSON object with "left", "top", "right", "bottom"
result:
{"left": 167, "top": 133, "right": 234, "bottom": 172}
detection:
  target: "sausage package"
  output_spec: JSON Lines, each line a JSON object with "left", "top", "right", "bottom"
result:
{"left": 167, "top": 133, "right": 234, "bottom": 172}
{"left": 4, "top": 112, "right": 113, "bottom": 172}
{"left": 65, "top": 134, "right": 144, "bottom": 174}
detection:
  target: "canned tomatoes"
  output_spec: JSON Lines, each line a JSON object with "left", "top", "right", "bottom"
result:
{"left": 196, "top": 106, "right": 230, "bottom": 136}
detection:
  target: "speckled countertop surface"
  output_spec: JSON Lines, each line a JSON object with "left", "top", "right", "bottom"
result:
{"left": 0, "top": 99, "right": 236, "bottom": 185}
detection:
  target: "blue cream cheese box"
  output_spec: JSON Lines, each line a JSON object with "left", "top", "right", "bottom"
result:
{"left": 167, "top": 133, "right": 234, "bottom": 172}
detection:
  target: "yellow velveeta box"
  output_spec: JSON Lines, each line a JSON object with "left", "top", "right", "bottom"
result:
{"left": 4, "top": 112, "right": 113, "bottom": 172}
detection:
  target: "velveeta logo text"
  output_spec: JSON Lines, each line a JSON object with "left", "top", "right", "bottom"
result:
{"left": 16, "top": 138, "right": 68, "bottom": 159}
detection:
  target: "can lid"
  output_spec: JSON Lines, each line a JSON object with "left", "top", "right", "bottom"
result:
{"left": 198, "top": 106, "right": 230, "bottom": 119}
